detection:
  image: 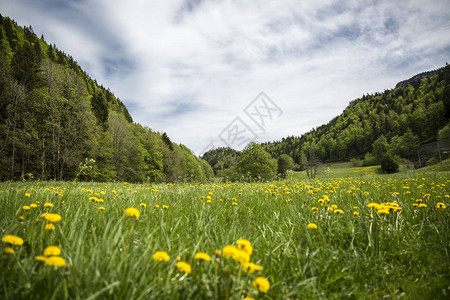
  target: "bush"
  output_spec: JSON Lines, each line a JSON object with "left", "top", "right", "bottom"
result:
{"left": 350, "top": 158, "right": 361, "bottom": 167}
{"left": 381, "top": 154, "right": 399, "bottom": 173}
{"left": 362, "top": 153, "right": 378, "bottom": 166}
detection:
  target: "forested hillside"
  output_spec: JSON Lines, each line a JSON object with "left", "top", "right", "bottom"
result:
{"left": 0, "top": 15, "right": 213, "bottom": 182}
{"left": 203, "top": 65, "right": 450, "bottom": 171}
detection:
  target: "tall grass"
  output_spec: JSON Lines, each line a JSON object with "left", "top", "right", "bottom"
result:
{"left": 0, "top": 173, "right": 449, "bottom": 299}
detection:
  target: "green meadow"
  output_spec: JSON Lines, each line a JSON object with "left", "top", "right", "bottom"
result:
{"left": 1, "top": 168, "right": 449, "bottom": 299}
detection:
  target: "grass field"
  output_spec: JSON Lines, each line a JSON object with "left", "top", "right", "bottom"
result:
{"left": 1, "top": 169, "right": 449, "bottom": 299}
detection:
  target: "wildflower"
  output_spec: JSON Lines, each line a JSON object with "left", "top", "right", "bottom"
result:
{"left": 4, "top": 247, "right": 14, "bottom": 254}
{"left": 206, "top": 200, "right": 212, "bottom": 203}
{"left": 25, "top": 193, "right": 31, "bottom": 197}
{"left": 199, "top": 196, "right": 205, "bottom": 200}
{"left": 244, "top": 297, "right": 255, "bottom": 300}
{"left": 418, "top": 203, "right": 427, "bottom": 208}
{"left": 44, "top": 203, "right": 53, "bottom": 208}
{"left": 19, "top": 216, "right": 25, "bottom": 221}
{"left": 2, "top": 235, "right": 24, "bottom": 246}
{"left": 43, "top": 245, "right": 61, "bottom": 256}
{"left": 232, "top": 249, "right": 250, "bottom": 264}
{"left": 35, "top": 255, "right": 46, "bottom": 262}
{"left": 215, "top": 249, "right": 221, "bottom": 257}
{"left": 154, "top": 205, "right": 160, "bottom": 208}
{"left": 232, "top": 202, "right": 238, "bottom": 206}
{"left": 176, "top": 261, "right": 191, "bottom": 274}
{"left": 163, "top": 205, "right": 169, "bottom": 209}
{"left": 437, "top": 202, "right": 447, "bottom": 209}
{"left": 30, "top": 203, "right": 38, "bottom": 208}
{"left": 22, "top": 205, "right": 30, "bottom": 210}
{"left": 367, "top": 203, "right": 380, "bottom": 209}
{"left": 353, "top": 211, "right": 359, "bottom": 216}
{"left": 98, "top": 207, "right": 105, "bottom": 211}
{"left": 194, "top": 252, "right": 211, "bottom": 262}
{"left": 237, "top": 239, "right": 253, "bottom": 255}
{"left": 252, "top": 277, "right": 270, "bottom": 293}
{"left": 45, "top": 224, "right": 55, "bottom": 230}
{"left": 307, "top": 223, "right": 318, "bottom": 229}
{"left": 140, "top": 203, "right": 146, "bottom": 207}
{"left": 377, "top": 209, "right": 389, "bottom": 215}
{"left": 152, "top": 251, "right": 170, "bottom": 262}
{"left": 334, "top": 209, "right": 344, "bottom": 214}
{"left": 112, "top": 190, "right": 117, "bottom": 195}
{"left": 45, "top": 256, "right": 66, "bottom": 267}
{"left": 124, "top": 207, "right": 140, "bottom": 219}
{"left": 243, "top": 262, "right": 263, "bottom": 273}
{"left": 44, "top": 213, "right": 62, "bottom": 223}
{"left": 222, "top": 245, "right": 238, "bottom": 258}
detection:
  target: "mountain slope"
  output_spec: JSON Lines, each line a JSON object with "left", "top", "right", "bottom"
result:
{"left": 203, "top": 65, "right": 450, "bottom": 169}
{"left": 0, "top": 15, "right": 213, "bottom": 182}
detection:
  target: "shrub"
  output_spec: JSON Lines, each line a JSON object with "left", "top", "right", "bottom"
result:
{"left": 381, "top": 154, "right": 399, "bottom": 173}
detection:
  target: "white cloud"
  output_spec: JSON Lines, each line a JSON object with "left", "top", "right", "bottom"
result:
{"left": 1, "top": 0, "right": 450, "bottom": 155}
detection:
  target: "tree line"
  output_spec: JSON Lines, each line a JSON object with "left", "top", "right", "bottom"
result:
{"left": 0, "top": 15, "right": 213, "bottom": 182}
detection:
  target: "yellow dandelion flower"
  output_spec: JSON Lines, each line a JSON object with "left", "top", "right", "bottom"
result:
{"left": 22, "top": 205, "right": 30, "bottom": 210}
{"left": 222, "top": 245, "right": 238, "bottom": 258}
{"left": 215, "top": 249, "right": 221, "bottom": 257}
{"left": 237, "top": 239, "right": 253, "bottom": 256}
{"left": 199, "top": 196, "right": 205, "bottom": 200}
{"left": 244, "top": 297, "right": 255, "bottom": 300}
{"left": 242, "top": 262, "right": 263, "bottom": 273}
{"left": 4, "top": 247, "right": 14, "bottom": 254}
{"left": 232, "top": 202, "right": 238, "bottom": 206}
{"left": 44, "top": 213, "right": 62, "bottom": 223}
{"left": 140, "top": 203, "right": 146, "bottom": 207}
{"left": 334, "top": 209, "right": 344, "bottom": 214}
{"left": 353, "top": 211, "right": 359, "bottom": 216}
{"left": 98, "top": 207, "right": 105, "bottom": 211}
{"left": 124, "top": 207, "right": 140, "bottom": 219}
{"left": 43, "top": 245, "right": 61, "bottom": 256}
{"left": 176, "top": 261, "right": 191, "bottom": 274}
{"left": 307, "top": 223, "right": 318, "bottom": 229}
{"left": 2, "top": 235, "right": 24, "bottom": 246}
{"left": 45, "top": 256, "right": 66, "bottom": 267}
{"left": 30, "top": 203, "right": 38, "bottom": 208}
{"left": 35, "top": 255, "right": 46, "bottom": 262}
{"left": 19, "top": 216, "right": 25, "bottom": 221}
{"left": 418, "top": 203, "right": 427, "bottom": 208}
{"left": 152, "top": 251, "right": 170, "bottom": 262}
{"left": 45, "top": 224, "right": 55, "bottom": 230}
{"left": 25, "top": 193, "right": 31, "bottom": 197}
{"left": 112, "top": 190, "right": 117, "bottom": 195}
{"left": 154, "top": 205, "right": 160, "bottom": 208}
{"left": 377, "top": 209, "right": 389, "bottom": 215}
{"left": 252, "top": 277, "right": 270, "bottom": 293}
{"left": 206, "top": 200, "right": 212, "bottom": 203}
{"left": 367, "top": 203, "right": 380, "bottom": 209}
{"left": 232, "top": 249, "right": 250, "bottom": 264}
{"left": 162, "top": 205, "right": 169, "bottom": 209}
{"left": 194, "top": 252, "right": 211, "bottom": 262}
{"left": 43, "top": 203, "right": 53, "bottom": 208}
{"left": 437, "top": 202, "right": 447, "bottom": 209}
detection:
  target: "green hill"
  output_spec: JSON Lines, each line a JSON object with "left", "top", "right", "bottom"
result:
{"left": 203, "top": 65, "right": 450, "bottom": 173}
{"left": 0, "top": 15, "right": 213, "bottom": 182}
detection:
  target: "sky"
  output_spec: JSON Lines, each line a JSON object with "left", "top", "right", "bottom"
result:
{"left": 1, "top": 0, "right": 450, "bottom": 155}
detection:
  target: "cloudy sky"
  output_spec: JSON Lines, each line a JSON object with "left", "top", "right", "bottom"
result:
{"left": 1, "top": 0, "right": 450, "bottom": 155}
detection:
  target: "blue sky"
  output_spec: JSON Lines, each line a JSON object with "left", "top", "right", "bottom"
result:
{"left": 1, "top": 0, "right": 450, "bottom": 155}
